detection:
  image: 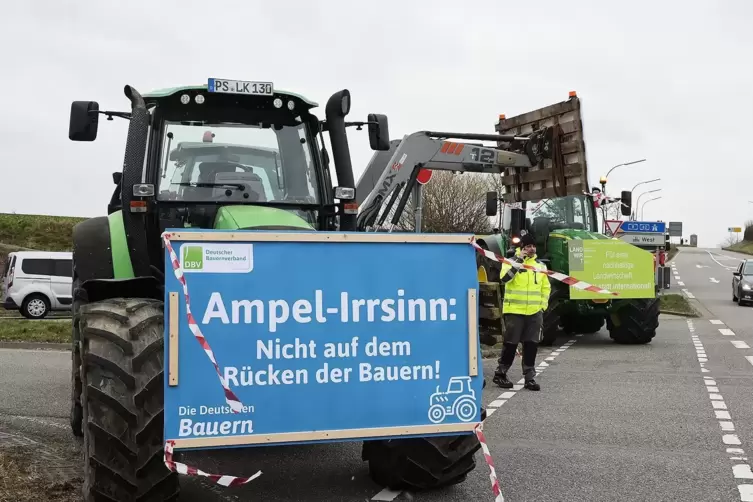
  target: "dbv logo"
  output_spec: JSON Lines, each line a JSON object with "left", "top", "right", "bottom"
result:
{"left": 182, "top": 245, "right": 204, "bottom": 270}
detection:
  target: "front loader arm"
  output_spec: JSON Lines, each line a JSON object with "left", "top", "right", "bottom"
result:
{"left": 355, "top": 130, "right": 538, "bottom": 231}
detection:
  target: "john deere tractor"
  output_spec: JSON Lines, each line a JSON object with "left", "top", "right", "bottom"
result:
{"left": 67, "top": 80, "right": 481, "bottom": 500}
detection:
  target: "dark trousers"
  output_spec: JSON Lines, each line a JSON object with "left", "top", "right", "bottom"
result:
{"left": 495, "top": 311, "right": 543, "bottom": 381}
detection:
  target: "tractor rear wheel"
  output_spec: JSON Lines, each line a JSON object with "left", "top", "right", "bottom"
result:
{"left": 79, "top": 297, "right": 179, "bottom": 501}
{"left": 561, "top": 314, "right": 605, "bottom": 335}
{"left": 607, "top": 298, "right": 660, "bottom": 345}
{"left": 362, "top": 433, "right": 480, "bottom": 491}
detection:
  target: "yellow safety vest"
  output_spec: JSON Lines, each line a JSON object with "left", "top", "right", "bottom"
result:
{"left": 500, "top": 249, "right": 552, "bottom": 315}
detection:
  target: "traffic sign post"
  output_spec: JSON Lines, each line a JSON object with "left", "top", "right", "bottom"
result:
{"left": 728, "top": 227, "right": 742, "bottom": 233}
{"left": 620, "top": 221, "right": 666, "bottom": 234}
{"left": 605, "top": 220, "right": 623, "bottom": 237}
{"left": 619, "top": 233, "right": 665, "bottom": 247}
{"left": 668, "top": 222, "right": 683, "bottom": 238}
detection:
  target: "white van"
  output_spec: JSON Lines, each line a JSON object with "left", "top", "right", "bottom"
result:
{"left": 1, "top": 251, "right": 73, "bottom": 319}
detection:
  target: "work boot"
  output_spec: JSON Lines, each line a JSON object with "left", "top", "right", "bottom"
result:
{"left": 524, "top": 379, "right": 540, "bottom": 391}
{"left": 493, "top": 372, "right": 513, "bottom": 389}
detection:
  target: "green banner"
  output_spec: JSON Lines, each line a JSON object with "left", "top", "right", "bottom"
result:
{"left": 567, "top": 239, "right": 656, "bottom": 299}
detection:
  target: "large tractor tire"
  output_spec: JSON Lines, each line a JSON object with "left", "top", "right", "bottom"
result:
{"left": 79, "top": 297, "right": 179, "bottom": 501}
{"left": 362, "top": 433, "right": 481, "bottom": 491}
{"left": 607, "top": 298, "right": 660, "bottom": 345}
{"left": 70, "top": 268, "right": 85, "bottom": 437}
{"left": 541, "top": 284, "right": 567, "bottom": 346}
{"left": 560, "top": 314, "right": 605, "bottom": 335}
{"left": 476, "top": 241, "right": 501, "bottom": 283}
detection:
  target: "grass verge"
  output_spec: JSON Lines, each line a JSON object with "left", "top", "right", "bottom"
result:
{"left": 659, "top": 293, "right": 699, "bottom": 317}
{"left": 724, "top": 240, "right": 753, "bottom": 255}
{"left": 0, "top": 319, "right": 71, "bottom": 344}
{"left": 0, "top": 450, "right": 81, "bottom": 502}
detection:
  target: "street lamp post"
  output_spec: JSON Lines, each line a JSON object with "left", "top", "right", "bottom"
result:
{"left": 599, "top": 158, "right": 647, "bottom": 193}
{"left": 633, "top": 188, "right": 662, "bottom": 220}
{"left": 640, "top": 196, "right": 662, "bottom": 220}
{"left": 631, "top": 178, "right": 661, "bottom": 192}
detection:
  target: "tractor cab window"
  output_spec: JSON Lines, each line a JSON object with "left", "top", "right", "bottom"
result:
{"left": 526, "top": 195, "right": 593, "bottom": 234}
{"left": 157, "top": 121, "right": 320, "bottom": 205}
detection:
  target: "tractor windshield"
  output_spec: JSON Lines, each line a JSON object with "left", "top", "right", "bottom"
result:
{"left": 525, "top": 195, "right": 595, "bottom": 232}
{"left": 157, "top": 121, "right": 320, "bottom": 205}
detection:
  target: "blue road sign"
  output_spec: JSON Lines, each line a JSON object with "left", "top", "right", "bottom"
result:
{"left": 163, "top": 230, "right": 483, "bottom": 451}
{"left": 621, "top": 221, "right": 666, "bottom": 234}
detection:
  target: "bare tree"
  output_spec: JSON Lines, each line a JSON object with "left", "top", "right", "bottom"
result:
{"left": 720, "top": 233, "right": 741, "bottom": 248}
{"left": 392, "top": 171, "right": 495, "bottom": 234}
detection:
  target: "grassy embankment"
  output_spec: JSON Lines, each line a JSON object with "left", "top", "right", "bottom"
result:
{"left": 0, "top": 213, "right": 85, "bottom": 342}
{"left": 658, "top": 293, "right": 699, "bottom": 317}
{"left": 723, "top": 221, "right": 753, "bottom": 255}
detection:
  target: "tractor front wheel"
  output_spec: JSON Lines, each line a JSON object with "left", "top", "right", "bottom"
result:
{"left": 561, "top": 314, "right": 605, "bottom": 335}
{"left": 362, "top": 433, "right": 480, "bottom": 491}
{"left": 607, "top": 298, "right": 660, "bottom": 345}
{"left": 79, "top": 297, "right": 179, "bottom": 501}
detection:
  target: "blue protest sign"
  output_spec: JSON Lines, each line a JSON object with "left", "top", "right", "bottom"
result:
{"left": 163, "top": 230, "right": 483, "bottom": 451}
{"left": 620, "top": 221, "right": 666, "bottom": 234}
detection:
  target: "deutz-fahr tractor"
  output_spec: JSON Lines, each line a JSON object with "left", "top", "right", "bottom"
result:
{"left": 67, "top": 80, "right": 481, "bottom": 501}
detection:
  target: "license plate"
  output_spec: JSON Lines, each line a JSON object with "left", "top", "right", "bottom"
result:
{"left": 207, "top": 78, "right": 274, "bottom": 96}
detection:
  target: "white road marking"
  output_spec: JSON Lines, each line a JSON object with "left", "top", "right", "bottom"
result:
{"left": 740, "top": 485, "right": 753, "bottom": 502}
{"left": 710, "top": 277, "right": 720, "bottom": 283}
{"left": 691, "top": 323, "right": 753, "bottom": 500}
{"left": 697, "top": 264, "right": 709, "bottom": 268}
{"left": 734, "top": 465, "right": 753, "bottom": 479}
{"left": 720, "top": 421, "right": 736, "bottom": 432}
{"left": 746, "top": 356, "right": 753, "bottom": 368}
{"left": 682, "top": 289, "right": 696, "bottom": 299}
{"left": 732, "top": 341, "right": 751, "bottom": 349}
{"left": 678, "top": 281, "right": 685, "bottom": 286}
{"left": 675, "top": 276, "right": 681, "bottom": 280}
{"left": 372, "top": 488, "right": 402, "bottom": 501}
{"left": 707, "top": 251, "right": 739, "bottom": 270}
{"left": 710, "top": 320, "right": 725, "bottom": 325}
{"left": 720, "top": 328, "right": 736, "bottom": 336}
{"left": 483, "top": 339, "right": 576, "bottom": 419}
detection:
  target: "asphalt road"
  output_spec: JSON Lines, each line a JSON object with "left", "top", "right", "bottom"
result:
{"left": 1, "top": 251, "right": 752, "bottom": 501}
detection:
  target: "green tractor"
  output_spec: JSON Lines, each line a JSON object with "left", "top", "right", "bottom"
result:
{"left": 478, "top": 192, "right": 660, "bottom": 346}
{"left": 476, "top": 92, "right": 660, "bottom": 346}
{"left": 67, "top": 80, "right": 481, "bottom": 500}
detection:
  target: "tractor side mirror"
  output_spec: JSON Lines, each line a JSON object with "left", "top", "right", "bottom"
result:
{"left": 485, "top": 191, "right": 498, "bottom": 217}
{"left": 620, "top": 190, "right": 632, "bottom": 217}
{"left": 368, "top": 113, "right": 390, "bottom": 151}
{"left": 112, "top": 172, "right": 122, "bottom": 185}
{"left": 69, "top": 101, "right": 100, "bottom": 141}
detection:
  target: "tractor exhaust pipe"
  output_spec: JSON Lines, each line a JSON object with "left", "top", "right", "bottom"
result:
{"left": 119, "top": 85, "right": 151, "bottom": 277}
{"left": 325, "top": 90, "right": 356, "bottom": 231}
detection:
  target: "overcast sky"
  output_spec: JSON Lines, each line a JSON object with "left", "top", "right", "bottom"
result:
{"left": 2, "top": 0, "right": 752, "bottom": 247}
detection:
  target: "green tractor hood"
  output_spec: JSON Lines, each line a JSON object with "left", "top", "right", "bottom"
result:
{"left": 213, "top": 206, "right": 315, "bottom": 230}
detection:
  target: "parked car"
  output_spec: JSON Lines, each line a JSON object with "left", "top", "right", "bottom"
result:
{"left": 1, "top": 251, "right": 73, "bottom": 319}
{"left": 732, "top": 258, "right": 753, "bottom": 306}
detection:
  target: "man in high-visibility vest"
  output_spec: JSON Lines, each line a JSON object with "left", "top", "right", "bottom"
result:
{"left": 492, "top": 233, "right": 551, "bottom": 391}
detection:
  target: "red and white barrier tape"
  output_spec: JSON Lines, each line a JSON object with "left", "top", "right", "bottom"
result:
{"left": 162, "top": 234, "right": 245, "bottom": 413}
{"left": 475, "top": 422, "right": 504, "bottom": 502}
{"left": 470, "top": 238, "right": 618, "bottom": 296}
{"left": 164, "top": 439, "right": 262, "bottom": 486}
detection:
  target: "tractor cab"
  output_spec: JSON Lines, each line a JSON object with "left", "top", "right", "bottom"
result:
{"left": 68, "top": 79, "right": 390, "bottom": 279}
